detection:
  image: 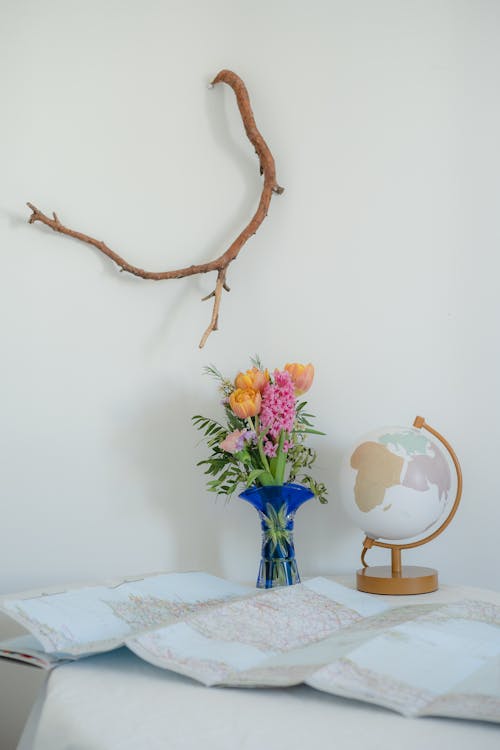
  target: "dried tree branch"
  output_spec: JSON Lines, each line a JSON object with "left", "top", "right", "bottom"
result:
{"left": 26, "top": 69, "right": 283, "bottom": 347}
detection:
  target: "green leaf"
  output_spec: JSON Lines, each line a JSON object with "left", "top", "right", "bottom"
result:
{"left": 245, "top": 469, "right": 266, "bottom": 487}
{"left": 234, "top": 449, "right": 252, "bottom": 464}
{"left": 261, "top": 503, "right": 292, "bottom": 555}
{"left": 258, "top": 471, "right": 278, "bottom": 486}
{"left": 250, "top": 354, "right": 264, "bottom": 370}
{"left": 274, "top": 430, "right": 287, "bottom": 485}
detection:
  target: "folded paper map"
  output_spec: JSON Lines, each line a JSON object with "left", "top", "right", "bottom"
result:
{"left": 1, "top": 572, "right": 499, "bottom": 722}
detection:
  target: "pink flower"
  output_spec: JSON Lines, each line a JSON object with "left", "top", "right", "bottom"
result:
{"left": 260, "top": 370, "right": 296, "bottom": 441}
{"left": 264, "top": 441, "right": 277, "bottom": 458}
{"left": 219, "top": 429, "right": 256, "bottom": 454}
{"left": 220, "top": 430, "right": 246, "bottom": 454}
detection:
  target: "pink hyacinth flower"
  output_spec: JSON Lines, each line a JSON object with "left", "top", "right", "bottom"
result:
{"left": 264, "top": 441, "right": 278, "bottom": 458}
{"left": 260, "top": 370, "right": 296, "bottom": 441}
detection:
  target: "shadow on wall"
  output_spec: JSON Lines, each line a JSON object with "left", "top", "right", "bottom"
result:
{"left": 129, "top": 74, "right": 268, "bottom": 356}
{"left": 204, "top": 78, "right": 265, "bottom": 249}
{"left": 126, "top": 78, "right": 269, "bottom": 356}
{"left": 293, "top": 441, "right": 358, "bottom": 577}
{"left": 0, "top": 205, "right": 29, "bottom": 230}
{"left": 112, "top": 380, "right": 224, "bottom": 575}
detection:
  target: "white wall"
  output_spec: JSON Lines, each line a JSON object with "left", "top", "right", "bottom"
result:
{"left": 1, "top": 0, "right": 499, "bottom": 596}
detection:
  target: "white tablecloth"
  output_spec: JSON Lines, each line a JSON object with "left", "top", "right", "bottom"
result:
{"left": 15, "top": 579, "right": 500, "bottom": 750}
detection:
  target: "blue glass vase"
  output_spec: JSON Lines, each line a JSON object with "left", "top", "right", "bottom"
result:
{"left": 239, "top": 483, "right": 314, "bottom": 589}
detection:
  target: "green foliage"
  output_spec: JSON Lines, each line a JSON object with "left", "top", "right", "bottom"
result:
{"left": 250, "top": 353, "right": 264, "bottom": 370}
{"left": 287, "top": 442, "right": 328, "bottom": 504}
{"left": 202, "top": 365, "right": 234, "bottom": 397}
{"left": 193, "top": 414, "right": 251, "bottom": 501}
{"left": 297, "top": 474, "right": 328, "bottom": 505}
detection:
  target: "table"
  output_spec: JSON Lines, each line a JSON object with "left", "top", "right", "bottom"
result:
{"left": 4, "top": 577, "right": 500, "bottom": 750}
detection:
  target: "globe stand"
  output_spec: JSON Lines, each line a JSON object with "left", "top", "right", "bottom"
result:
{"left": 356, "top": 417, "right": 462, "bottom": 596}
{"left": 357, "top": 546, "right": 439, "bottom": 595}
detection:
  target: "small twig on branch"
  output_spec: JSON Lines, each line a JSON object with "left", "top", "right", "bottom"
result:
{"left": 26, "top": 69, "right": 283, "bottom": 348}
{"left": 199, "top": 269, "right": 228, "bottom": 349}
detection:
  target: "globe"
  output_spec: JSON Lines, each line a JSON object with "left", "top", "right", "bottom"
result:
{"left": 340, "top": 425, "right": 453, "bottom": 542}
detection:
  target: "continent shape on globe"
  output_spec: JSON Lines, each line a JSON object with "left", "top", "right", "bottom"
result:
{"left": 342, "top": 427, "right": 453, "bottom": 540}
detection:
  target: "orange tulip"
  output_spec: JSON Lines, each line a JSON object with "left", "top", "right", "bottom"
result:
{"left": 229, "top": 388, "right": 262, "bottom": 419}
{"left": 234, "top": 367, "right": 269, "bottom": 392}
{"left": 284, "top": 363, "right": 315, "bottom": 395}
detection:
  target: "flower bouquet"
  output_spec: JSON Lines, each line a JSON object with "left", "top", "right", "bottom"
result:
{"left": 193, "top": 357, "right": 327, "bottom": 588}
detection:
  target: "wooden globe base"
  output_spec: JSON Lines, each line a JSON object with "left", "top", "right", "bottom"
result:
{"left": 357, "top": 565, "right": 438, "bottom": 595}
